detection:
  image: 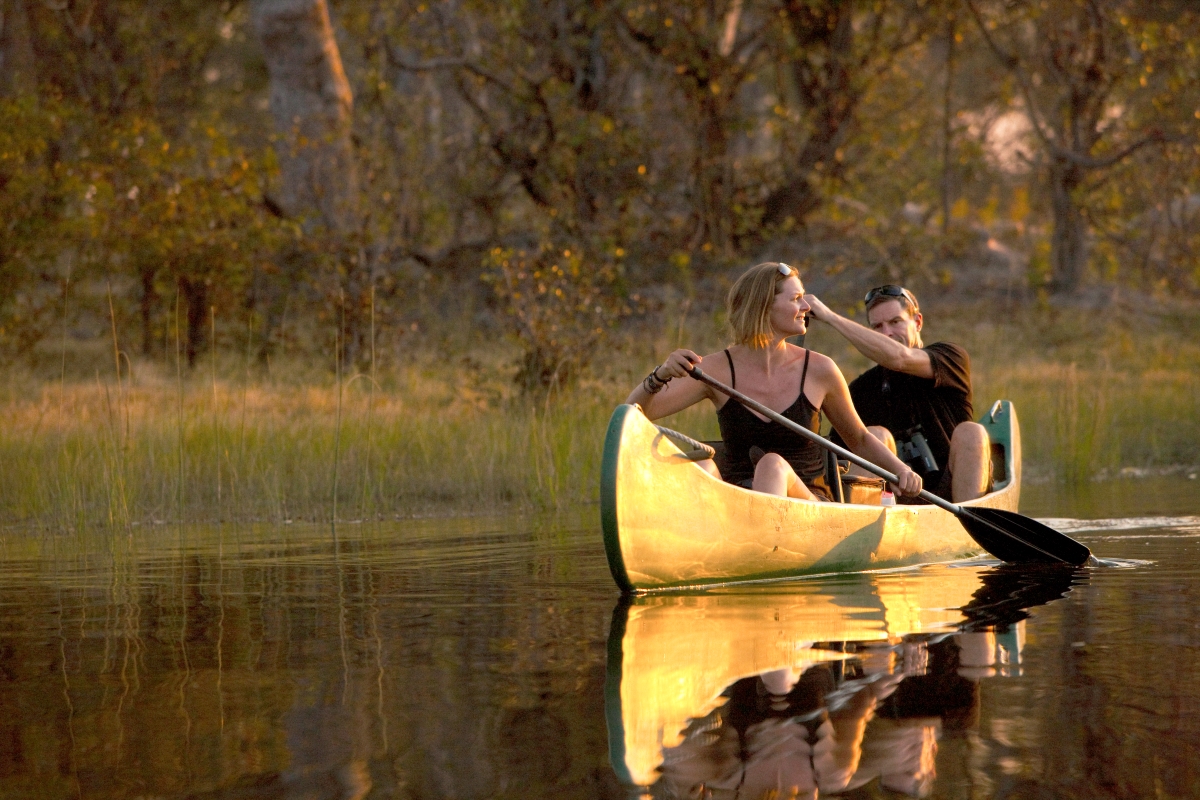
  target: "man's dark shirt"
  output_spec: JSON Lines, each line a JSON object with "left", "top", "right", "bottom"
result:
{"left": 835, "top": 342, "right": 974, "bottom": 486}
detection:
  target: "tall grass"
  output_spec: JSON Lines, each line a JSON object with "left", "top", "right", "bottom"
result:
{"left": 979, "top": 361, "right": 1200, "bottom": 483}
{"left": 3, "top": 305, "right": 1198, "bottom": 529}
{"left": 0, "top": 363, "right": 623, "bottom": 529}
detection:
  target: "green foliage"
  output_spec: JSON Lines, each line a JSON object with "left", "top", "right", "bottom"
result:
{"left": 0, "top": 96, "right": 288, "bottom": 360}
{"left": 0, "top": 97, "right": 83, "bottom": 353}
{"left": 2, "top": 0, "right": 1200, "bottom": 382}
{"left": 483, "top": 243, "right": 632, "bottom": 393}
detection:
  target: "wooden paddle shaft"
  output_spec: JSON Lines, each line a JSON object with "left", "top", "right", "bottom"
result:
{"left": 687, "top": 365, "right": 963, "bottom": 514}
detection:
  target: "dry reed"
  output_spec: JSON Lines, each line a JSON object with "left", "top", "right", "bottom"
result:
{"left": 2, "top": 304, "right": 1198, "bottom": 530}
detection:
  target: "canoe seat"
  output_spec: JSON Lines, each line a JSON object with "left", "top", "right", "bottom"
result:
{"left": 826, "top": 451, "right": 886, "bottom": 505}
{"left": 991, "top": 442, "right": 1008, "bottom": 484}
{"left": 825, "top": 450, "right": 845, "bottom": 502}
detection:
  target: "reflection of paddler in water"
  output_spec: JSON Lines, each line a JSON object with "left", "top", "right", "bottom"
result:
{"left": 612, "top": 567, "right": 1084, "bottom": 798}
{"left": 657, "top": 632, "right": 987, "bottom": 799}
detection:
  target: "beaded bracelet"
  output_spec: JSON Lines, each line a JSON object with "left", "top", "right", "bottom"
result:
{"left": 642, "top": 367, "right": 671, "bottom": 394}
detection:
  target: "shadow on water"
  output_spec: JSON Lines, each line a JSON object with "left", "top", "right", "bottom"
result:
{"left": 605, "top": 563, "right": 1088, "bottom": 798}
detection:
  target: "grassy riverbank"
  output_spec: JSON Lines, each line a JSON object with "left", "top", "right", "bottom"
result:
{"left": 2, "top": 305, "right": 1198, "bottom": 529}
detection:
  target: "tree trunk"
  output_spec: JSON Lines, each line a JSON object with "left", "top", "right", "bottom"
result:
{"left": 251, "top": 0, "right": 359, "bottom": 234}
{"left": 179, "top": 276, "right": 208, "bottom": 368}
{"left": 1048, "top": 158, "right": 1088, "bottom": 295}
{"left": 252, "top": 0, "right": 363, "bottom": 366}
{"left": 940, "top": 14, "right": 955, "bottom": 235}
{"left": 0, "top": 0, "right": 37, "bottom": 97}
{"left": 140, "top": 264, "right": 158, "bottom": 356}
{"left": 696, "top": 92, "right": 732, "bottom": 253}
{"left": 761, "top": 4, "right": 857, "bottom": 231}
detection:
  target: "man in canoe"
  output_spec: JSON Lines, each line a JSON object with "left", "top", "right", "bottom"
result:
{"left": 626, "top": 262, "right": 922, "bottom": 502}
{"left": 805, "top": 285, "right": 991, "bottom": 502}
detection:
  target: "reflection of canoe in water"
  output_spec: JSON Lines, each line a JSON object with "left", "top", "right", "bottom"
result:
{"left": 601, "top": 400, "right": 1022, "bottom": 591}
{"left": 605, "top": 564, "right": 1078, "bottom": 791}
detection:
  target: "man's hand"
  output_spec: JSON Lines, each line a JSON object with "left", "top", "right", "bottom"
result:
{"left": 804, "top": 293, "right": 933, "bottom": 378}
{"left": 805, "top": 294, "right": 836, "bottom": 324}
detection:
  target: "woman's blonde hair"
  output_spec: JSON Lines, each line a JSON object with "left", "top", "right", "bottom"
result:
{"left": 726, "top": 262, "right": 799, "bottom": 348}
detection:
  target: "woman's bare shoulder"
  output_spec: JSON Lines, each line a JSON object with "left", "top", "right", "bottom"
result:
{"left": 694, "top": 349, "right": 731, "bottom": 381}
{"left": 803, "top": 349, "right": 847, "bottom": 378}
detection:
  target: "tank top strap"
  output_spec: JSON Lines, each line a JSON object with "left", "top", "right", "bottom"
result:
{"left": 799, "top": 348, "right": 811, "bottom": 396}
{"left": 724, "top": 349, "right": 736, "bottom": 388}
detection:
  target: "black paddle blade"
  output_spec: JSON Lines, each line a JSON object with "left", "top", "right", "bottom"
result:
{"left": 958, "top": 506, "right": 1092, "bottom": 565}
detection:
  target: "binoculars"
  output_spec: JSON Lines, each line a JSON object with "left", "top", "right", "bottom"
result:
{"left": 897, "top": 426, "right": 939, "bottom": 475}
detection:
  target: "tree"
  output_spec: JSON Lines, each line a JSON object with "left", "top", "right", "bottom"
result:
{"left": 0, "top": 1, "right": 280, "bottom": 362}
{"left": 251, "top": 0, "right": 359, "bottom": 234}
{"left": 251, "top": 0, "right": 366, "bottom": 365}
{"left": 0, "top": 0, "right": 37, "bottom": 97}
{"left": 761, "top": 0, "right": 938, "bottom": 233}
{"left": 621, "top": 0, "right": 769, "bottom": 254}
{"left": 375, "top": 0, "right": 643, "bottom": 390}
{"left": 965, "top": 0, "right": 1198, "bottom": 295}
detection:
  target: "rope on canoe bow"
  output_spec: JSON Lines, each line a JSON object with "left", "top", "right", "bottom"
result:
{"left": 653, "top": 425, "right": 717, "bottom": 462}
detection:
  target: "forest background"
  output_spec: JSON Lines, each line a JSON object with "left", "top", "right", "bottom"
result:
{"left": 1, "top": 0, "right": 1198, "bottom": 528}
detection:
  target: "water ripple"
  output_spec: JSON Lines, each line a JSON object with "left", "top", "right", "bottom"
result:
{"left": 1036, "top": 515, "right": 1200, "bottom": 534}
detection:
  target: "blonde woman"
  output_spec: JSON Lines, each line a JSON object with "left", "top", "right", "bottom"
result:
{"left": 627, "top": 262, "right": 921, "bottom": 501}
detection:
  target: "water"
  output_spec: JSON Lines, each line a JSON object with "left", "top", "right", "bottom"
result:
{"left": 0, "top": 477, "right": 1197, "bottom": 799}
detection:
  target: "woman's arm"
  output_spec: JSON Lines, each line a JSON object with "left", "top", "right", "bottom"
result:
{"left": 818, "top": 359, "right": 923, "bottom": 496}
{"left": 625, "top": 349, "right": 714, "bottom": 421}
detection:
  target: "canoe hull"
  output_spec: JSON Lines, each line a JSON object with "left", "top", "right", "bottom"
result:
{"left": 601, "top": 401, "right": 1022, "bottom": 591}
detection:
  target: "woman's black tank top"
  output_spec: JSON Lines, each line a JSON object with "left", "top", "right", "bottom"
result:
{"left": 715, "top": 348, "right": 831, "bottom": 499}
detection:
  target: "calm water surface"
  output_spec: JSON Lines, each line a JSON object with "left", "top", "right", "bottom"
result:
{"left": 0, "top": 477, "right": 1197, "bottom": 799}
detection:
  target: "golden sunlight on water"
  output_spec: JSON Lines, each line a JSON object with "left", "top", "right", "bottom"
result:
{"left": 0, "top": 494, "right": 1198, "bottom": 798}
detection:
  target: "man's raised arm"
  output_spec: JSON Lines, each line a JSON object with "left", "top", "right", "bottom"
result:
{"left": 805, "top": 295, "right": 933, "bottom": 379}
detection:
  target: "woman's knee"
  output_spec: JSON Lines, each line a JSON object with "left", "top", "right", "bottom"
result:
{"left": 753, "top": 452, "right": 790, "bottom": 477}
{"left": 754, "top": 453, "right": 814, "bottom": 499}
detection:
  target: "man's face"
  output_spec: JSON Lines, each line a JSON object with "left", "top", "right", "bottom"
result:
{"left": 867, "top": 299, "right": 922, "bottom": 347}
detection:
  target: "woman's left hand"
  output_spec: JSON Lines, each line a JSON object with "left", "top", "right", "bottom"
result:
{"left": 893, "top": 465, "right": 923, "bottom": 497}
{"left": 656, "top": 349, "right": 702, "bottom": 381}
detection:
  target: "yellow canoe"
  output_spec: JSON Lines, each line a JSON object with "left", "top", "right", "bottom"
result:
{"left": 600, "top": 401, "right": 1022, "bottom": 591}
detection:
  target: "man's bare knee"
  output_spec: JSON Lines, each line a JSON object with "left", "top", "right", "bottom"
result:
{"left": 949, "top": 422, "right": 990, "bottom": 502}
{"left": 866, "top": 425, "right": 896, "bottom": 454}
{"left": 697, "top": 458, "right": 720, "bottom": 479}
{"left": 950, "top": 422, "right": 989, "bottom": 460}
{"left": 847, "top": 427, "right": 896, "bottom": 480}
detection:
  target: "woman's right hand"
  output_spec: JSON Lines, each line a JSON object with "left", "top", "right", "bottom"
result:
{"left": 655, "top": 349, "right": 702, "bottom": 381}
{"left": 892, "top": 464, "right": 923, "bottom": 498}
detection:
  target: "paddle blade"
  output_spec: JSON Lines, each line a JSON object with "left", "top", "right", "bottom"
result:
{"left": 958, "top": 507, "right": 1092, "bottom": 565}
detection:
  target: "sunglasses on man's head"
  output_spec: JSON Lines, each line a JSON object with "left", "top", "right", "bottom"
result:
{"left": 864, "top": 284, "right": 917, "bottom": 308}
